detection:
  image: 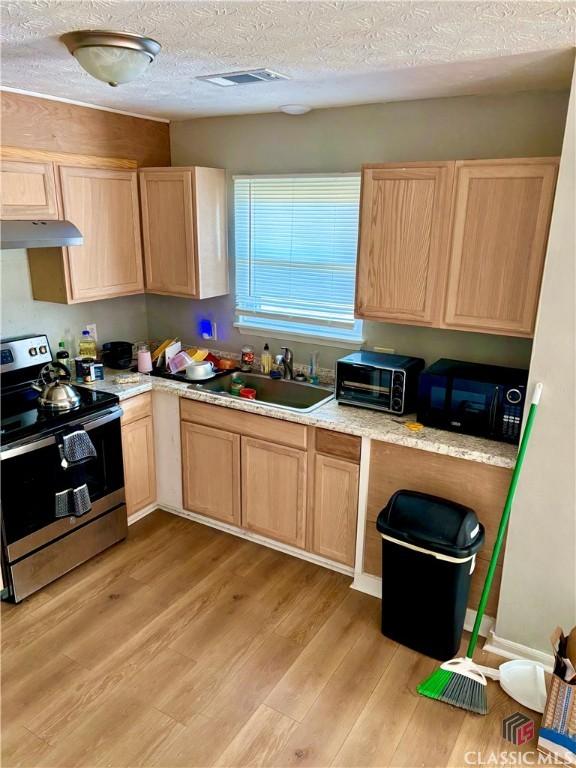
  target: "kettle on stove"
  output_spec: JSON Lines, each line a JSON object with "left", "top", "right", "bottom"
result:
{"left": 32, "top": 362, "right": 81, "bottom": 411}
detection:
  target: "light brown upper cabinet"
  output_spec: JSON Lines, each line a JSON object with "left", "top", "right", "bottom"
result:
{"left": 355, "top": 162, "right": 454, "bottom": 325}
{"left": 443, "top": 159, "right": 559, "bottom": 337}
{"left": 0, "top": 159, "right": 60, "bottom": 220}
{"left": 355, "top": 157, "right": 558, "bottom": 337}
{"left": 28, "top": 164, "right": 144, "bottom": 303}
{"left": 139, "top": 166, "right": 228, "bottom": 299}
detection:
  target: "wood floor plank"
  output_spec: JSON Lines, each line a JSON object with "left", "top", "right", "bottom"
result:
{"left": 0, "top": 725, "right": 54, "bottom": 768}
{"left": 389, "top": 690, "right": 467, "bottom": 767}
{"left": 1, "top": 511, "right": 186, "bottom": 655}
{"left": 274, "top": 570, "right": 351, "bottom": 646}
{"left": 1, "top": 512, "right": 513, "bottom": 768}
{"left": 333, "top": 644, "right": 436, "bottom": 767}
{"left": 43, "top": 688, "right": 182, "bottom": 768}
{"left": 267, "top": 625, "right": 397, "bottom": 767}
{"left": 214, "top": 704, "right": 299, "bottom": 768}
{"left": 201, "top": 632, "right": 302, "bottom": 739}
{"left": 265, "top": 591, "right": 378, "bottom": 722}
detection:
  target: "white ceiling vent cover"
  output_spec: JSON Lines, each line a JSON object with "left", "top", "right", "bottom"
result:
{"left": 196, "top": 69, "right": 289, "bottom": 87}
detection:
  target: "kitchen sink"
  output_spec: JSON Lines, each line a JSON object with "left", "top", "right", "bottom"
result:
{"left": 189, "top": 372, "right": 334, "bottom": 413}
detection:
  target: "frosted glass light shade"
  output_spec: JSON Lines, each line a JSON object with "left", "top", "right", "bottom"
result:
{"left": 61, "top": 30, "right": 161, "bottom": 87}
{"left": 74, "top": 46, "right": 153, "bottom": 86}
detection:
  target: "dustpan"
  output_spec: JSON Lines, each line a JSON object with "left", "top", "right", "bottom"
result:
{"left": 468, "top": 658, "right": 548, "bottom": 712}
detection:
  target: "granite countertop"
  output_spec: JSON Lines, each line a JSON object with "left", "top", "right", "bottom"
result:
{"left": 88, "top": 371, "right": 517, "bottom": 469}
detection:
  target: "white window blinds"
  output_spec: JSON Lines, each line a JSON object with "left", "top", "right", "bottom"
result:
{"left": 234, "top": 174, "right": 363, "bottom": 343}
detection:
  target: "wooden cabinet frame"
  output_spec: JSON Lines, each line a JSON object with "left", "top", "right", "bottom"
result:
{"left": 355, "top": 161, "right": 454, "bottom": 325}
{"left": 443, "top": 158, "right": 559, "bottom": 337}
{"left": 139, "top": 166, "right": 228, "bottom": 299}
{"left": 355, "top": 156, "right": 559, "bottom": 337}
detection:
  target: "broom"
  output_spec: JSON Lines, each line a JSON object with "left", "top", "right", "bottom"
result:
{"left": 417, "top": 382, "right": 543, "bottom": 715}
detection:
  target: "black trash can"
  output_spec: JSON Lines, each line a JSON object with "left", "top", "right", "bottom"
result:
{"left": 376, "top": 489, "right": 485, "bottom": 661}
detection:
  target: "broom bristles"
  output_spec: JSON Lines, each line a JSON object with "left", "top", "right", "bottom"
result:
{"left": 417, "top": 665, "right": 488, "bottom": 715}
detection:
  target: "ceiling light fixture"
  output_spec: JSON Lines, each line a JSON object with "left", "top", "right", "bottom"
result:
{"left": 60, "top": 30, "right": 161, "bottom": 87}
{"left": 279, "top": 105, "right": 312, "bottom": 115}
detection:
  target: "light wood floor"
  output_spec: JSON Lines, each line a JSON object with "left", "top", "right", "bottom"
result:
{"left": 2, "top": 511, "right": 540, "bottom": 768}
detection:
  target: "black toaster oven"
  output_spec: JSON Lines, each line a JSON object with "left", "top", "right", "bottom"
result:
{"left": 336, "top": 351, "right": 425, "bottom": 415}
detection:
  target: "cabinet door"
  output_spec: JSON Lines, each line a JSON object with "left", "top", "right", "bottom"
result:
{"left": 0, "top": 160, "right": 59, "bottom": 220}
{"left": 59, "top": 166, "right": 144, "bottom": 301}
{"left": 355, "top": 162, "right": 454, "bottom": 324}
{"left": 444, "top": 159, "right": 558, "bottom": 336}
{"left": 312, "top": 454, "right": 359, "bottom": 566}
{"left": 122, "top": 415, "right": 156, "bottom": 517}
{"left": 139, "top": 170, "right": 197, "bottom": 297}
{"left": 181, "top": 422, "right": 241, "bottom": 526}
{"left": 241, "top": 437, "right": 306, "bottom": 548}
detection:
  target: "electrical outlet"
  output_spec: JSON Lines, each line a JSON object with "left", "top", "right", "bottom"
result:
{"left": 373, "top": 346, "right": 395, "bottom": 354}
{"left": 86, "top": 323, "right": 98, "bottom": 342}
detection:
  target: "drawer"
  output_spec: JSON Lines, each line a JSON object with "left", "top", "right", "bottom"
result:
{"left": 121, "top": 392, "right": 153, "bottom": 425}
{"left": 180, "top": 399, "right": 308, "bottom": 450}
{"left": 315, "top": 428, "right": 361, "bottom": 463}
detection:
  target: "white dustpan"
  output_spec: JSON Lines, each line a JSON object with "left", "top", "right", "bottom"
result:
{"left": 441, "top": 657, "right": 547, "bottom": 713}
{"left": 497, "top": 660, "right": 547, "bottom": 713}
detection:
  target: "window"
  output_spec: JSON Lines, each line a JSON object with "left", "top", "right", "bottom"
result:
{"left": 234, "top": 174, "right": 363, "bottom": 344}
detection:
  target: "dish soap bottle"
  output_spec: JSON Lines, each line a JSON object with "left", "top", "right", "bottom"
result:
{"left": 78, "top": 329, "right": 97, "bottom": 360}
{"left": 261, "top": 343, "right": 272, "bottom": 375}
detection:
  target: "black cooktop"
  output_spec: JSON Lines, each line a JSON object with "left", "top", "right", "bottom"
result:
{"left": 1, "top": 385, "right": 119, "bottom": 446}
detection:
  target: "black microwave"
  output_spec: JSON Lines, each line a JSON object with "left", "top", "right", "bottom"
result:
{"left": 417, "top": 359, "right": 529, "bottom": 444}
{"left": 336, "top": 351, "right": 425, "bottom": 415}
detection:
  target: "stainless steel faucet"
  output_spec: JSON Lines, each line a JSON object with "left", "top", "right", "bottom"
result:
{"left": 276, "top": 347, "right": 294, "bottom": 380}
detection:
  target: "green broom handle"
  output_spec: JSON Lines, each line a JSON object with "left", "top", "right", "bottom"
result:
{"left": 466, "top": 382, "right": 543, "bottom": 658}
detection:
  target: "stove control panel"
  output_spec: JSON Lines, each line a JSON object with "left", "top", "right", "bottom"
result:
{"left": 0, "top": 335, "right": 52, "bottom": 374}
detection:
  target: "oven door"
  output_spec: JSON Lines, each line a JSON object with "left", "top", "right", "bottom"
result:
{"left": 337, "top": 363, "right": 393, "bottom": 410}
{"left": 1, "top": 408, "right": 124, "bottom": 553}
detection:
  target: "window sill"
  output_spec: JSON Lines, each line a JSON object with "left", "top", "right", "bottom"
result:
{"left": 234, "top": 323, "right": 365, "bottom": 349}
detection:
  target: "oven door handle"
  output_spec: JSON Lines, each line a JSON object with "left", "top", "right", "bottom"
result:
{"left": 0, "top": 406, "right": 122, "bottom": 460}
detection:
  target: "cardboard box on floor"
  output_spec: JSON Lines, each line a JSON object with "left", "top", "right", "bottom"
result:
{"left": 538, "top": 627, "right": 576, "bottom": 765}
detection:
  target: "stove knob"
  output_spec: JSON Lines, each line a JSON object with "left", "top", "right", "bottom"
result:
{"left": 29, "top": 347, "right": 38, "bottom": 356}
{"left": 39, "top": 345, "right": 48, "bottom": 354}
{"left": 392, "top": 397, "right": 403, "bottom": 412}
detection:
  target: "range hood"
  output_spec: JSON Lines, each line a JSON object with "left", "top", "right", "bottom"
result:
{"left": 0, "top": 220, "right": 83, "bottom": 249}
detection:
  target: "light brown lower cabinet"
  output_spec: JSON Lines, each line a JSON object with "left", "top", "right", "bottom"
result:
{"left": 312, "top": 454, "right": 359, "bottom": 566}
{"left": 181, "top": 421, "right": 241, "bottom": 526}
{"left": 241, "top": 436, "right": 307, "bottom": 548}
{"left": 121, "top": 394, "right": 156, "bottom": 518}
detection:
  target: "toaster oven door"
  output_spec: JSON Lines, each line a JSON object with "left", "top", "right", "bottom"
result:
{"left": 337, "top": 364, "right": 393, "bottom": 409}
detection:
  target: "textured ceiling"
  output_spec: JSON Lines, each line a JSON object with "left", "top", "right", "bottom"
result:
{"left": 1, "top": 1, "right": 575, "bottom": 120}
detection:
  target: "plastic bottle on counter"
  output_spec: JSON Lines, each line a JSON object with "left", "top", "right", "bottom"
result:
{"left": 78, "top": 329, "right": 97, "bottom": 360}
{"left": 260, "top": 343, "right": 272, "bottom": 375}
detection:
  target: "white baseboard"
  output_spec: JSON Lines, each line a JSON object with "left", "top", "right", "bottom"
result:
{"left": 351, "top": 571, "right": 381, "bottom": 598}
{"left": 352, "top": 572, "right": 495, "bottom": 639}
{"left": 127, "top": 503, "right": 157, "bottom": 526}
{"left": 159, "top": 504, "right": 354, "bottom": 577}
{"left": 484, "top": 630, "right": 554, "bottom": 671}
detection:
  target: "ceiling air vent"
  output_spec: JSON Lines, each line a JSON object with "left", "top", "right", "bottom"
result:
{"left": 196, "top": 69, "right": 289, "bottom": 87}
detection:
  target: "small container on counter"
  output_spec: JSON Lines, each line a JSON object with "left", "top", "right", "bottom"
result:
{"left": 241, "top": 345, "right": 255, "bottom": 371}
{"left": 75, "top": 357, "right": 104, "bottom": 383}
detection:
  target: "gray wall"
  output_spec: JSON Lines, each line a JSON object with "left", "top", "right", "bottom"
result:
{"left": 155, "top": 89, "right": 570, "bottom": 370}
{"left": 496, "top": 70, "right": 576, "bottom": 652}
{"left": 1, "top": 250, "right": 149, "bottom": 352}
